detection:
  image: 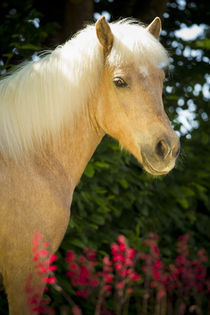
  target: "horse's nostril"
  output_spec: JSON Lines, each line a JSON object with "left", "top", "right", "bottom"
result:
{"left": 155, "top": 139, "right": 170, "bottom": 160}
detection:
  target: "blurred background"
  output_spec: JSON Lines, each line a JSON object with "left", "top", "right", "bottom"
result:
{"left": 0, "top": 0, "right": 209, "bottom": 314}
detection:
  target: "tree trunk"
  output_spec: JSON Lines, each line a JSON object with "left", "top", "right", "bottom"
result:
{"left": 34, "top": 0, "right": 168, "bottom": 44}
{"left": 34, "top": 0, "right": 93, "bottom": 45}
{"left": 57, "top": 0, "right": 94, "bottom": 43}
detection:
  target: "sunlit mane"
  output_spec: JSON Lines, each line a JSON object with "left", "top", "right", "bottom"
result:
{"left": 0, "top": 19, "right": 168, "bottom": 160}
{"left": 108, "top": 19, "right": 169, "bottom": 67}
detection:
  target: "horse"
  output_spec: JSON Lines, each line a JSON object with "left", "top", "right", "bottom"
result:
{"left": 0, "top": 16, "right": 180, "bottom": 314}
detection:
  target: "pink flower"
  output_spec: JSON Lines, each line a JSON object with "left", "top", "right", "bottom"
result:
{"left": 69, "top": 262, "right": 78, "bottom": 270}
{"left": 120, "top": 269, "right": 127, "bottom": 277}
{"left": 78, "top": 256, "right": 86, "bottom": 263}
{"left": 91, "top": 279, "right": 99, "bottom": 287}
{"left": 153, "top": 245, "right": 159, "bottom": 256}
{"left": 125, "top": 258, "right": 133, "bottom": 266}
{"left": 178, "top": 234, "right": 190, "bottom": 242}
{"left": 197, "top": 249, "right": 208, "bottom": 262}
{"left": 127, "top": 288, "right": 133, "bottom": 294}
{"left": 150, "top": 281, "right": 157, "bottom": 288}
{"left": 176, "top": 255, "right": 187, "bottom": 264}
{"left": 27, "top": 231, "right": 58, "bottom": 314}
{"left": 72, "top": 305, "right": 82, "bottom": 315}
{"left": 111, "top": 243, "right": 118, "bottom": 254}
{"left": 42, "top": 276, "right": 56, "bottom": 284}
{"left": 119, "top": 244, "right": 126, "bottom": 252}
{"left": 47, "top": 254, "right": 57, "bottom": 264}
{"left": 115, "top": 263, "right": 122, "bottom": 270}
{"left": 103, "top": 256, "right": 112, "bottom": 266}
{"left": 131, "top": 273, "right": 141, "bottom": 281}
{"left": 153, "top": 270, "right": 161, "bottom": 281}
{"left": 37, "top": 250, "right": 49, "bottom": 257}
{"left": 105, "top": 285, "right": 111, "bottom": 292}
{"left": 66, "top": 251, "right": 75, "bottom": 262}
{"left": 104, "top": 273, "right": 113, "bottom": 283}
{"left": 127, "top": 248, "right": 136, "bottom": 259}
{"left": 157, "top": 289, "right": 165, "bottom": 300}
{"left": 83, "top": 248, "right": 97, "bottom": 261}
{"left": 75, "top": 290, "right": 89, "bottom": 298}
{"left": 33, "top": 231, "right": 43, "bottom": 247}
{"left": 118, "top": 235, "right": 126, "bottom": 245}
{"left": 154, "top": 260, "right": 162, "bottom": 269}
{"left": 116, "top": 281, "right": 125, "bottom": 290}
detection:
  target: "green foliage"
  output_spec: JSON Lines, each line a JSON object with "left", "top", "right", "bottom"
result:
{"left": 0, "top": 0, "right": 58, "bottom": 72}
{"left": 0, "top": 0, "right": 209, "bottom": 313}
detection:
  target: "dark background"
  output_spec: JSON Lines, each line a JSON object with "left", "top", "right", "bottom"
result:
{"left": 0, "top": 0, "right": 209, "bottom": 313}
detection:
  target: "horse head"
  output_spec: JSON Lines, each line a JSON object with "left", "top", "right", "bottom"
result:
{"left": 94, "top": 17, "right": 180, "bottom": 175}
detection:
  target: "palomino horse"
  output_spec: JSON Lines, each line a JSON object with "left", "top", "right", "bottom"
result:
{"left": 0, "top": 17, "right": 180, "bottom": 314}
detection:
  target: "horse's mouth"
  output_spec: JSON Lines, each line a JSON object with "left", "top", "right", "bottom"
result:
{"left": 142, "top": 153, "right": 169, "bottom": 176}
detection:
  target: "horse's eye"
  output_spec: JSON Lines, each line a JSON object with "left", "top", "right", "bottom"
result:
{"left": 113, "top": 77, "right": 127, "bottom": 88}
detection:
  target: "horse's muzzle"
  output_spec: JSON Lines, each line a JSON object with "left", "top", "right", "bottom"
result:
{"left": 141, "top": 135, "right": 180, "bottom": 175}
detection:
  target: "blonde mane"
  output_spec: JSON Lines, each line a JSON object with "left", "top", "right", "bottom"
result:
{"left": 0, "top": 20, "right": 169, "bottom": 160}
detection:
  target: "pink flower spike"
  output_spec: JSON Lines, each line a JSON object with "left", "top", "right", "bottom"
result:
{"left": 127, "top": 288, "right": 133, "bottom": 294}
{"left": 115, "top": 263, "right": 122, "bottom": 270}
{"left": 103, "top": 255, "right": 112, "bottom": 266}
{"left": 91, "top": 279, "right": 99, "bottom": 287}
{"left": 154, "top": 260, "right": 163, "bottom": 269}
{"left": 105, "top": 273, "right": 114, "bottom": 283}
{"left": 119, "top": 244, "right": 126, "bottom": 252}
{"left": 111, "top": 243, "right": 119, "bottom": 254}
{"left": 153, "top": 270, "right": 161, "bottom": 281}
{"left": 33, "top": 231, "right": 43, "bottom": 246}
{"left": 72, "top": 305, "right": 82, "bottom": 315}
{"left": 75, "top": 290, "right": 89, "bottom": 299}
{"left": 49, "top": 265, "right": 57, "bottom": 272}
{"left": 125, "top": 258, "right": 133, "bottom": 266}
{"left": 120, "top": 269, "right": 127, "bottom": 277}
{"left": 127, "top": 248, "right": 136, "bottom": 259}
{"left": 42, "top": 276, "right": 56, "bottom": 284}
{"left": 116, "top": 281, "right": 125, "bottom": 290}
{"left": 66, "top": 250, "right": 75, "bottom": 262}
{"left": 69, "top": 262, "right": 78, "bottom": 270}
{"left": 78, "top": 256, "right": 86, "bottom": 263}
{"left": 150, "top": 281, "right": 157, "bottom": 288}
{"left": 48, "top": 254, "right": 57, "bottom": 264}
{"left": 132, "top": 273, "right": 141, "bottom": 281}
{"left": 118, "top": 235, "right": 126, "bottom": 245}
{"left": 37, "top": 249, "right": 49, "bottom": 257}
{"left": 105, "top": 285, "right": 111, "bottom": 292}
{"left": 157, "top": 289, "right": 165, "bottom": 300}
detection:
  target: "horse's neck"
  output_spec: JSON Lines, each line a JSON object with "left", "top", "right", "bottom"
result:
{"left": 45, "top": 112, "right": 104, "bottom": 190}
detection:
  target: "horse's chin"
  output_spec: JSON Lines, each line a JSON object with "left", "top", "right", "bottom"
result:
{"left": 141, "top": 153, "right": 174, "bottom": 176}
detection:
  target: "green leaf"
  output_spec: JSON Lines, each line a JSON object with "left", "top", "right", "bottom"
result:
{"left": 20, "top": 43, "right": 41, "bottom": 50}
{"left": 177, "top": 198, "right": 189, "bottom": 209}
{"left": 90, "top": 214, "right": 105, "bottom": 225}
{"left": 136, "top": 223, "right": 141, "bottom": 236}
{"left": 118, "top": 178, "right": 129, "bottom": 189}
{"left": 195, "top": 39, "right": 210, "bottom": 49}
{"left": 95, "top": 161, "right": 110, "bottom": 168}
{"left": 84, "top": 164, "right": 95, "bottom": 178}
{"left": 69, "top": 239, "right": 85, "bottom": 249}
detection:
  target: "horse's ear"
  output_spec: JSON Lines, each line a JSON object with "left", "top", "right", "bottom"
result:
{"left": 147, "top": 17, "right": 161, "bottom": 39}
{"left": 96, "top": 16, "right": 114, "bottom": 56}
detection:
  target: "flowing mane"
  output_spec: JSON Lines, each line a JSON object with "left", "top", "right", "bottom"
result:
{"left": 0, "top": 19, "right": 168, "bottom": 160}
